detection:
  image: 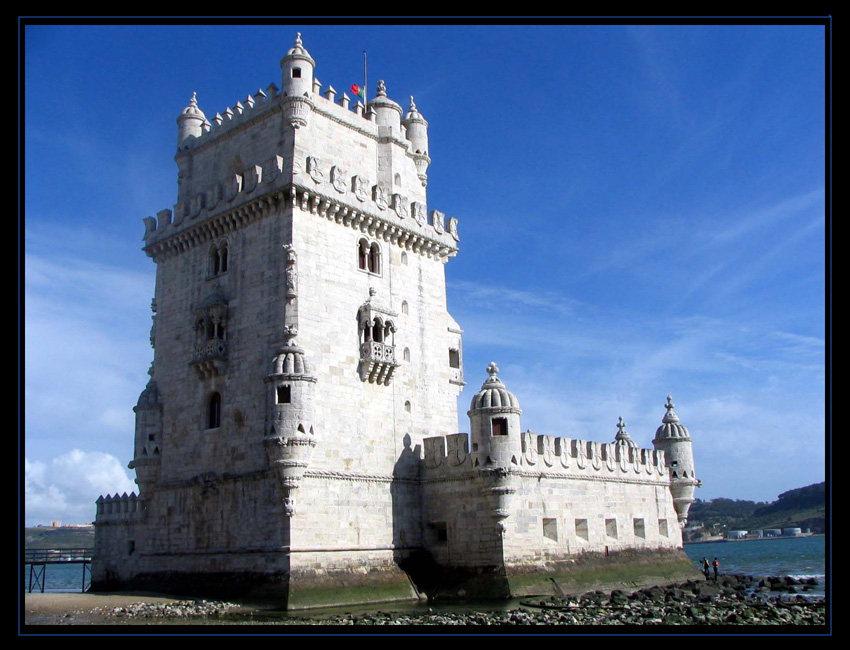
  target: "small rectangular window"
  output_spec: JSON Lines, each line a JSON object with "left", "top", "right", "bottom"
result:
{"left": 277, "top": 386, "right": 291, "bottom": 404}
{"left": 659, "top": 519, "right": 669, "bottom": 538}
{"left": 432, "top": 522, "right": 448, "bottom": 543}
{"left": 606, "top": 518, "right": 618, "bottom": 539}
{"left": 292, "top": 67, "right": 301, "bottom": 78}
{"left": 543, "top": 518, "right": 558, "bottom": 542}
{"left": 449, "top": 349, "right": 460, "bottom": 368}
{"left": 575, "top": 518, "right": 589, "bottom": 541}
{"left": 492, "top": 417, "right": 507, "bottom": 436}
{"left": 633, "top": 518, "right": 646, "bottom": 539}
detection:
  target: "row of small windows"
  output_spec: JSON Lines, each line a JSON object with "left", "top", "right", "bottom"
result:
{"left": 357, "top": 240, "right": 410, "bottom": 274}
{"left": 431, "top": 517, "right": 670, "bottom": 545}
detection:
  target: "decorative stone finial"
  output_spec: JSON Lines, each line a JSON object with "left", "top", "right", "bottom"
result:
{"left": 377, "top": 80, "right": 387, "bottom": 97}
{"left": 487, "top": 362, "right": 499, "bottom": 377}
{"left": 662, "top": 395, "right": 680, "bottom": 424}
{"left": 409, "top": 96, "right": 417, "bottom": 111}
{"left": 614, "top": 416, "right": 637, "bottom": 447}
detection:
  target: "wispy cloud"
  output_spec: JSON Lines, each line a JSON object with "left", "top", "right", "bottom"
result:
{"left": 24, "top": 248, "right": 153, "bottom": 461}
{"left": 25, "top": 451, "right": 137, "bottom": 526}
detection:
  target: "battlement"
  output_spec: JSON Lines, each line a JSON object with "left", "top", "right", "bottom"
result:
{"left": 143, "top": 158, "right": 459, "bottom": 263}
{"left": 94, "top": 492, "right": 143, "bottom": 522}
{"left": 423, "top": 431, "right": 668, "bottom": 481}
{"left": 178, "top": 79, "right": 418, "bottom": 158}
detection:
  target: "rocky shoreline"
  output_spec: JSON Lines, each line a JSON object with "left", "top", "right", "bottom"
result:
{"left": 64, "top": 574, "right": 825, "bottom": 627}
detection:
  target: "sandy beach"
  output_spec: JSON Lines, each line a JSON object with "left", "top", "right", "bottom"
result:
{"left": 23, "top": 592, "right": 252, "bottom": 627}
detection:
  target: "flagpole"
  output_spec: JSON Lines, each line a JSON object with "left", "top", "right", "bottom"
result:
{"left": 363, "top": 50, "right": 368, "bottom": 104}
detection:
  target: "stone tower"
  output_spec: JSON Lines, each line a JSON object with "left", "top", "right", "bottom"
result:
{"left": 94, "top": 34, "right": 464, "bottom": 607}
{"left": 94, "top": 34, "right": 701, "bottom": 607}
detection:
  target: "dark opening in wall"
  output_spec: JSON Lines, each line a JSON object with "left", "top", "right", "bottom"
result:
{"left": 277, "top": 385, "right": 291, "bottom": 404}
{"left": 492, "top": 417, "right": 507, "bottom": 436}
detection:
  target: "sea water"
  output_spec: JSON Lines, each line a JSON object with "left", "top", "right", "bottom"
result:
{"left": 683, "top": 535, "right": 826, "bottom": 597}
{"left": 23, "top": 535, "right": 826, "bottom": 596}
{"left": 22, "top": 561, "right": 91, "bottom": 593}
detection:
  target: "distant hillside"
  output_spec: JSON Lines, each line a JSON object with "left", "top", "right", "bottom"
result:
{"left": 685, "top": 482, "right": 826, "bottom": 540}
{"left": 25, "top": 526, "right": 95, "bottom": 550}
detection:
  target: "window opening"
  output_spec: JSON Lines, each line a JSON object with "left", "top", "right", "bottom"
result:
{"left": 207, "top": 392, "right": 221, "bottom": 429}
{"left": 277, "top": 386, "right": 291, "bottom": 404}
{"left": 492, "top": 417, "right": 507, "bottom": 436}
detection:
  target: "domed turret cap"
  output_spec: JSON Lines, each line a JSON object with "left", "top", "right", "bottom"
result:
{"left": 269, "top": 329, "right": 316, "bottom": 378}
{"left": 283, "top": 32, "right": 315, "bottom": 65}
{"left": 368, "top": 80, "right": 403, "bottom": 115}
{"left": 271, "top": 343, "right": 313, "bottom": 376}
{"left": 469, "top": 362, "right": 521, "bottom": 412}
{"left": 403, "top": 96, "right": 427, "bottom": 124}
{"left": 178, "top": 92, "right": 206, "bottom": 121}
{"left": 654, "top": 396, "right": 691, "bottom": 440}
{"left": 614, "top": 416, "right": 637, "bottom": 447}
{"left": 136, "top": 379, "right": 161, "bottom": 409}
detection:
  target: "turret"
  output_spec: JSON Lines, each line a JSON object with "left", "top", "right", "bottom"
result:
{"left": 368, "top": 79, "right": 403, "bottom": 131}
{"left": 176, "top": 92, "right": 208, "bottom": 149}
{"left": 263, "top": 330, "right": 317, "bottom": 517}
{"left": 280, "top": 33, "right": 315, "bottom": 128}
{"left": 652, "top": 396, "right": 700, "bottom": 526}
{"left": 128, "top": 374, "right": 162, "bottom": 499}
{"left": 468, "top": 362, "right": 522, "bottom": 468}
{"left": 402, "top": 96, "right": 431, "bottom": 185}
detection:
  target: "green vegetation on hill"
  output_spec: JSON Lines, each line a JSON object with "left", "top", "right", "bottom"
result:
{"left": 685, "top": 482, "right": 826, "bottom": 540}
{"left": 25, "top": 526, "right": 95, "bottom": 550}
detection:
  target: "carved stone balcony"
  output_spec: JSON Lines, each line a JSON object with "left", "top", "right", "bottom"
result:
{"left": 359, "top": 341, "right": 398, "bottom": 385}
{"left": 191, "top": 339, "right": 228, "bottom": 379}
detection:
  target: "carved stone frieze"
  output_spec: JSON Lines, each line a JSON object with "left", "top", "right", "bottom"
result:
{"left": 352, "top": 175, "right": 368, "bottom": 202}
{"left": 307, "top": 156, "right": 324, "bottom": 184}
{"left": 412, "top": 201, "right": 426, "bottom": 227}
{"left": 373, "top": 184, "right": 389, "bottom": 210}
{"left": 331, "top": 165, "right": 347, "bottom": 193}
{"left": 430, "top": 209, "right": 444, "bottom": 234}
{"left": 392, "top": 193, "right": 409, "bottom": 219}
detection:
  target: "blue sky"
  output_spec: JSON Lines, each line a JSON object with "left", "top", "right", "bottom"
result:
{"left": 22, "top": 22, "right": 828, "bottom": 526}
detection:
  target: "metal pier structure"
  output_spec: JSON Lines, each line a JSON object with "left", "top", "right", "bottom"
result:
{"left": 24, "top": 548, "right": 93, "bottom": 593}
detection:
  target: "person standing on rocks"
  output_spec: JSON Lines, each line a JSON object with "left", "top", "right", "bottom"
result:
{"left": 712, "top": 557, "right": 720, "bottom": 580}
{"left": 702, "top": 557, "right": 710, "bottom": 579}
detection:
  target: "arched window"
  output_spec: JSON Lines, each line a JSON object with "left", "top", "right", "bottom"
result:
{"left": 372, "top": 318, "right": 384, "bottom": 343}
{"left": 403, "top": 347, "right": 410, "bottom": 362}
{"left": 357, "top": 239, "right": 382, "bottom": 276}
{"left": 209, "top": 240, "right": 230, "bottom": 277}
{"left": 207, "top": 392, "right": 221, "bottom": 429}
{"left": 401, "top": 301, "right": 408, "bottom": 315}
{"left": 358, "top": 238, "right": 369, "bottom": 270}
{"left": 219, "top": 242, "right": 228, "bottom": 273}
{"left": 368, "top": 242, "right": 381, "bottom": 275}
